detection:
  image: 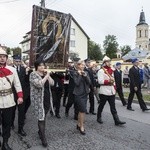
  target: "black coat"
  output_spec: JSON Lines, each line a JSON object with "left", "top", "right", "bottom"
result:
{"left": 73, "top": 71, "right": 91, "bottom": 96}
{"left": 129, "top": 66, "right": 141, "bottom": 89}
{"left": 13, "top": 65, "right": 32, "bottom": 100}
{"left": 114, "top": 69, "right": 122, "bottom": 89}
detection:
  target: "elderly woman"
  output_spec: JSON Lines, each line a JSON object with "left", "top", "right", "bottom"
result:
{"left": 73, "top": 60, "right": 91, "bottom": 135}
{"left": 30, "top": 60, "right": 54, "bottom": 147}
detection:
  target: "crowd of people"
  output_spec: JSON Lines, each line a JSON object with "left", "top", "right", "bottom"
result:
{"left": 0, "top": 47, "right": 150, "bottom": 150}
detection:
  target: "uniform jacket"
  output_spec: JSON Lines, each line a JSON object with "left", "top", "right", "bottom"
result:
{"left": 30, "top": 71, "right": 54, "bottom": 121}
{"left": 0, "top": 65, "right": 23, "bottom": 108}
{"left": 98, "top": 66, "right": 116, "bottom": 96}
{"left": 73, "top": 71, "right": 91, "bottom": 96}
{"left": 13, "top": 65, "right": 32, "bottom": 100}
{"left": 129, "top": 66, "right": 141, "bottom": 89}
{"left": 114, "top": 69, "right": 122, "bottom": 90}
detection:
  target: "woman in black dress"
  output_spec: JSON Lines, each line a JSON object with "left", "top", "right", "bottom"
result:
{"left": 30, "top": 60, "right": 54, "bottom": 147}
{"left": 73, "top": 60, "right": 91, "bottom": 135}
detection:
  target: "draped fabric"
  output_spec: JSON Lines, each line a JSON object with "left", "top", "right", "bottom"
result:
{"left": 30, "top": 5, "right": 72, "bottom": 68}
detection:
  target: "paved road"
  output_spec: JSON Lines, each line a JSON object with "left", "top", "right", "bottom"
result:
{"left": 9, "top": 100, "right": 150, "bottom": 150}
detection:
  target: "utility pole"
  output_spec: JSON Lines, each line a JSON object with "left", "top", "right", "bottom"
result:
{"left": 40, "top": 0, "right": 45, "bottom": 7}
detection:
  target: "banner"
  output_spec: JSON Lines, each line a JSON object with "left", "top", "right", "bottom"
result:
{"left": 30, "top": 5, "right": 71, "bottom": 68}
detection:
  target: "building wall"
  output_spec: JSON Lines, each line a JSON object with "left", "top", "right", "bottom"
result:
{"left": 136, "top": 24, "right": 150, "bottom": 50}
{"left": 69, "top": 20, "right": 88, "bottom": 60}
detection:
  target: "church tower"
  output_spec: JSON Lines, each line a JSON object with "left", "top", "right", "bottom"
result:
{"left": 136, "top": 9, "right": 150, "bottom": 50}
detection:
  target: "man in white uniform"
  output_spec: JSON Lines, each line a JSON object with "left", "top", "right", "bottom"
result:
{"left": 97, "top": 56, "right": 126, "bottom": 126}
{"left": 0, "top": 48, "right": 23, "bottom": 150}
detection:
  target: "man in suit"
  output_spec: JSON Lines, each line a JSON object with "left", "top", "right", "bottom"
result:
{"left": 114, "top": 62, "right": 127, "bottom": 106}
{"left": 11, "top": 56, "right": 27, "bottom": 136}
{"left": 127, "top": 58, "right": 150, "bottom": 111}
{"left": 65, "top": 58, "right": 79, "bottom": 120}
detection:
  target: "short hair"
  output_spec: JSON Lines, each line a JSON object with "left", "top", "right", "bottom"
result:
{"left": 34, "top": 60, "right": 45, "bottom": 71}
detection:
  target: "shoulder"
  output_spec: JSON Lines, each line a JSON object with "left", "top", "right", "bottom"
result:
{"left": 6, "top": 65, "right": 16, "bottom": 73}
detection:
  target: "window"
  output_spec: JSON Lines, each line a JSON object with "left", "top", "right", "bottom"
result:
{"left": 139, "top": 30, "right": 142, "bottom": 37}
{"left": 70, "top": 40, "right": 75, "bottom": 47}
{"left": 71, "top": 28, "right": 75, "bottom": 35}
{"left": 145, "top": 30, "right": 148, "bottom": 37}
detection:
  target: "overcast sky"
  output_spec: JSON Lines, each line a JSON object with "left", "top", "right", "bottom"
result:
{"left": 0, "top": 0, "right": 149, "bottom": 49}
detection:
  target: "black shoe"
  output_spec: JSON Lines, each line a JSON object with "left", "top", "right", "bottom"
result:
{"left": 127, "top": 108, "right": 135, "bottom": 111}
{"left": 56, "top": 114, "right": 61, "bottom": 119}
{"left": 18, "top": 129, "right": 27, "bottom": 136}
{"left": 79, "top": 128, "right": 86, "bottom": 135}
{"left": 90, "top": 112, "right": 96, "bottom": 115}
{"left": 41, "top": 138, "right": 48, "bottom": 147}
{"left": 2, "top": 140, "right": 12, "bottom": 150}
{"left": 142, "top": 108, "right": 150, "bottom": 112}
{"left": 97, "top": 118, "right": 103, "bottom": 124}
{"left": 113, "top": 114, "right": 126, "bottom": 126}
{"left": 86, "top": 112, "right": 89, "bottom": 114}
{"left": 115, "top": 121, "right": 126, "bottom": 126}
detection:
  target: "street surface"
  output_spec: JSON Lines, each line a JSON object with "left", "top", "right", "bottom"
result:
{"left": 9, "top": 99, "right": 150, "bottom": 150}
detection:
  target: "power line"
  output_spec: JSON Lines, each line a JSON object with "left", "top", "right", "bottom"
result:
{"left": 0, "top": 0, "right": 21, "bottom": 4}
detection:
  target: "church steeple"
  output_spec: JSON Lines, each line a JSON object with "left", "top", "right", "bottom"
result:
{"left": 137, "top": 9, "right": 148, "bottom": 26}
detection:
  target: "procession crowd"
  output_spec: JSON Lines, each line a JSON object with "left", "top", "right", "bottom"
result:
{"left": 0, "top": 47, "right": 149, "bottom": 150}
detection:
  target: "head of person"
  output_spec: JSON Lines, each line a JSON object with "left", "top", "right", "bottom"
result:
{"left": 13, "top": 55, "right": 21, "bottom": 66}
{"left": 116, "top": 62, "right": 122, "bottom": 70}
{"left": 132, "top": 58, "right": 139, "bottom": 67}
{"left": 84, "top": 58, "right": 90, "bottom": 68}
{"left": 73, "top": 58, "right": 81, "bottom": 69}
{"left": 34, "top": 60, "right": 45, "bottom": 72}
{"left": 77, "top": 60, "right": 85, "bottom": 71}
{"left": 103, "top": 56, "right": 111, "bottom": 67}
{"left": 25, "top": 60, "right": 30, "bottom": 67}
{"left": 0, "top": 47, "right": 8, "bottom": 66}
{"left": 125, "top": 66, "right": 128, "bottom": 70}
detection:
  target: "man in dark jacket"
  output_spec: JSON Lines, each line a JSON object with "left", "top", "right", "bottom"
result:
{"left": 65, "top": 59, "right": 79, "bottom": 120}
{"left": 12, "top": 56, "right": 27, "bottom": 136}
{"left": 127, "top": 58, "right": 150, "bottom": 111}
{"left": 85, "top": 60, "right": 96, "bottom": 115}
{"left": 114, "top": 62, "right": 127, "bottom": 106}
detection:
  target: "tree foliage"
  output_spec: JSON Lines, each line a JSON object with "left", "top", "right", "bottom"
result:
{"left": 103, "top": 35, "right": 118, "bottom": 59}
{"left": 88, "top": 40, "right": 103, "bottom": 61}
{"left": 69, "top": 51, "right": 79, "bottom": 61}
{"left": 120, "top": 45, "right": 131, "bottom": 56}
{"left": 11, "top": 47, "right": 22, "bottom": 56}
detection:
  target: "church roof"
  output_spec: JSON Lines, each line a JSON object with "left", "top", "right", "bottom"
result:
{"left": 137, "top": 9, "right": 148, "bottom": 26}
{"left": 122, "top": 48, "right": 150, "bottom": 61}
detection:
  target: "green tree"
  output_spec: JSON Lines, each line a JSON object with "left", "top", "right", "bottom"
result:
{"left": 120, "top": 45, "right": 131, "bottom": 56}
{"left": 69, "top": 51, "right": 79, "bottom": 61}
{"left": 103, "top": 35, "right": 118, "bottom": 59}
{"left": 11, "top": 47, "right": 22, "bottom": 56}
{"left": 6, "top": 47, "right": 11, "bottom": 55}
{"left": 88, "top": 40, "right": 103, "bottom": 61}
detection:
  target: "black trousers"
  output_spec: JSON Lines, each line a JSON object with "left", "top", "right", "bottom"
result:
{"left": 0, "top": 107, "right": 13, "bottom": 140}
{"left": 116, "top": 88, "right": 126, "bottom": 105}
{"left": 89, "top": 90, "right": 95, "bottom": 113}
{"left": 97, "top": 94, "right": 117, "bottom": 118}
{"left": 65, "top": 91, "right": 78, "bottom": 116}
{"left": 52, "top": 89, "right": 63, "bottom": 115}
{"left": 11, "top": 101, "right": 25, "bottom": 129}
{"left": 24, "top": 96, "right": 31, "bottom": 115}
{"left": 127, "top": 88, "right": 147, "bottom": 110}
{"left": 63, "top": 84, "right": 69, "bottom": 105}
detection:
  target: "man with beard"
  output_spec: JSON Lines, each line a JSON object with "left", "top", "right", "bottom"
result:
{"left": 0, "top": 48, "right": 23, "bottom": 150}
